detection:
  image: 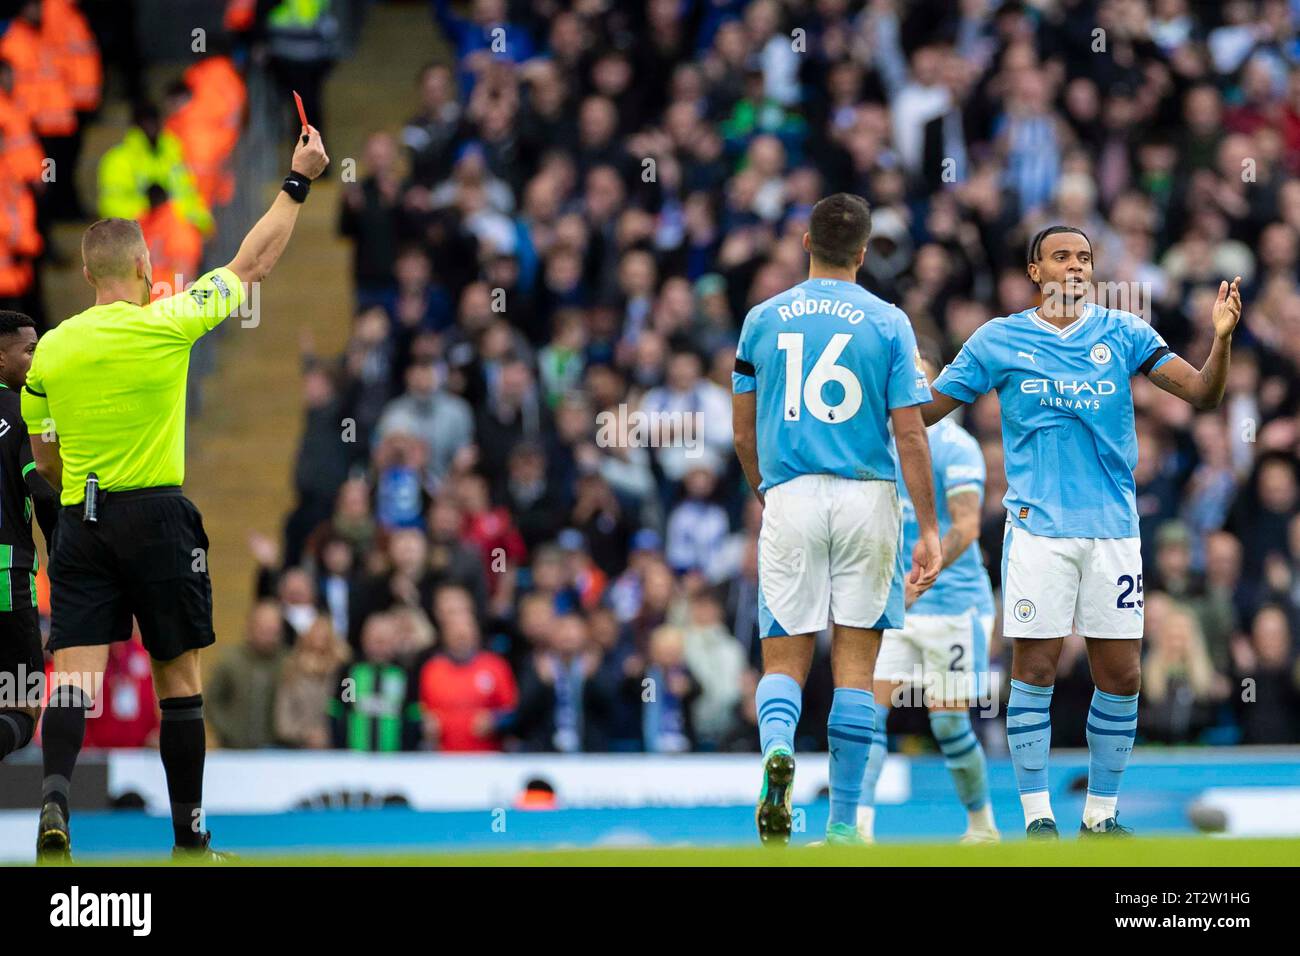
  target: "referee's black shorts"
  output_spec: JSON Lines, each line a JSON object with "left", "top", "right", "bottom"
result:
{"left": 48, "top": 487, "right": 216, "bottom": 662}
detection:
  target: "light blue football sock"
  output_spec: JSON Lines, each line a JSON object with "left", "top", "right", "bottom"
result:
{"left": 1006, "top": 679, "right": 1054, "bottom": 798}
{"left": 756, "top": 673, "right": 801, "bottom": 758}
{"left": 1086, "top": 688, "right": 1138, "bottom": 799}
{"left": 827, "top": 688, "right": 874, "bottom": 828}
{"left": 858, "top": 700, "right": 890, "bottom": 807}
{"left": 929, "top": 710, "right": 990, "bottom": 811}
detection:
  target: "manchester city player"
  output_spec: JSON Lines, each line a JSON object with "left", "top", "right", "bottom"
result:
{"left": 921, "top": 226, "right": 1242, "bottom": 838}
{"left": 732, "top": 193, "right": 943, "bottom": 847}
{"left": 860, "top": 348, "right": 998, "bottom": 845}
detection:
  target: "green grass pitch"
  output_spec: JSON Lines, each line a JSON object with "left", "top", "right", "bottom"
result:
{"left": 110, "top": 836, "right": 1300, "bottom": 867}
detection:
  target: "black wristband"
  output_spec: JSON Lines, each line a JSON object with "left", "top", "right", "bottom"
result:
{"left": 282, "top": 170, "right": 311, "bottom": 203}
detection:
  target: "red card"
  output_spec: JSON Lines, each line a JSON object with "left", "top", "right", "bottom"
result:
{"left": 293, "top": 90, "right": 309, "bottom": 130}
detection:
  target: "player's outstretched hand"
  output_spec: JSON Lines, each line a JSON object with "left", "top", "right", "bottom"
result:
{"left": 908, "top": 530, "right": 943, "bottom": 595}
{"left": 1211, "top": 275, "right": 1243, "bottom": 339}
{"left": 292, "top": 125, "right": 330, "bottom": 180}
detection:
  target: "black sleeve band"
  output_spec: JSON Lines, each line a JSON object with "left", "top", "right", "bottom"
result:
{"left": 282, "top": 170, "right": 311, "bottom": 203}
{"left": 24, "top": 385, "right": 45, "bottom": 398}
{"left": 1139, "top": 345, "right": 1172, "bottom": 376}
{"left": 734, "top": 357, "right": 756, "bottom": 377}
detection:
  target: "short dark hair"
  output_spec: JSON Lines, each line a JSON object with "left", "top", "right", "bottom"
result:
{"left": 808, "top": 193, "right": 872, "bottom": 268}
{"left": 1027, "top": 225, "right": 1092, "bottom": 265}
{"left": 0, "top": 310, "right": 34, "bottom": 338}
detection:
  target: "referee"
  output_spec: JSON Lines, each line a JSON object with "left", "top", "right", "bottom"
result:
{"left": 24, "top": 126, "right": 329, "bottom": 861}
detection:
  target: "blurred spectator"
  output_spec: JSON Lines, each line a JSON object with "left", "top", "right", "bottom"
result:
{"left": 207, "top": 600, "right": 287, "bottom": 749}
{"left": 339, "top": 132, "right": 404, "bottom": 307}
{"left": 47, "top": 0, "right": 103, "bottom": 124}
{"left": 83, "top": 634, "right": 158, "bottom": 749}
{"left": 390, "top": 605, "right": 438, "bottom": 671}
{"left": 275, "top": 616, "right": 350, "bottom": 748}
{"left": 426, "top": 495, "right": 490, "bottom": 616}
{"left": 681, "top": 588, "right": 745, "bottom": 749}
{"left": 0, "top": 1, "right": 80, "bottom": 219}
{"left": 567, "top": 474, "right": 631, "bottom": 583}
{"left": 0, "top": 60, "right": 46, "bottom": 186}
{"left": 330, "top": 611, "right": 421, "bottom": 752}
{"left": 513, "top": 611, "right": 611, "bottom": 751}
{"left": 501, "top": 441, "right": 564, "bottom": 551}
{"left": 165, "top": 55, "right": 245, "bottom": 208}
{"left": 401, "top": 61, "right": 462, "bottom": 188}
{"left": 455, "top": 470, "right": 525, "bottom": 612}
{"left": 0, "top": 144, "right": 42, "bottom": 318}
{"left": 639, "top": 349, "right": 733, "bottom": 495}
{"left": 284, "top": 359, "right": 353, "bottom": 565}
{"left": 352, "top": 528, "right": 439, "bottom": 651}
{"left": 97, "top": 101, "right": 212, "bottom": 235}
{"left": 1228, "top": 452, "right": 1300, "bottom": 580}
{"left": 1194, "top": 530, "right": 1244, "bottom": 674}
{"left": 139, "top": 184, "right": 202, "bottom": 299}
{"left": 1233, "top": 604, "right": 1300, "bottom": 744}
{"left": 259, "top": 0, "right": 340, "bottom": 137}
{"left": 1141, "top": 594, "right": 1228, "bottom": 744}
{"left": 665, "top": 456, "right": 729, "bottom": 575}
{"left": 419, "top": 601, "right": 516, "bottom": 751}
{"left": 275, "top": 566, "right": 321, "bottom": 645}
{"left": 623, "top": 624, "right": 701, "bottom": 753}
{"left": 374, "top": 356, "right": 474, "bottom": 488}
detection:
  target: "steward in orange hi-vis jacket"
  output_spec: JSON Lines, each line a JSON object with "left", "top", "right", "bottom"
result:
{"left": 0, "top": 168, "right": 41, "bottom": 302}
{"left": 0, "top": 8, "right": 74, "bottom": 138}
{"left": 43, "top": 0, "right": 103, "bottom": 115}
{"left": 164, "top": 59, "right": 248, "bottom": 209}
{"left": 0, "top": 60, "right": 45, "bottom": 183}
{"left": 0, "top": 3, "right": 80, "bottom": 220}
{"left": 139, "top": 185, "right": 203, "bottom": 302}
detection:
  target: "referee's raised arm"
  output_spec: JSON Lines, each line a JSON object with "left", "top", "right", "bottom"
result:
{"left": 225, "top": 125, "right": 330, "bottom": 287}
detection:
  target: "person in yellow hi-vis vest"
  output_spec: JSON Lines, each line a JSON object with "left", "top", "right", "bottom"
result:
{"left": 96, "top": 102, "right": 213, "bottom": 237}
{"left": 26, "top": 125, "right": 328, "bottom": 863}
{"left": 263, "top": 0, "right": 340, "bottom": 137}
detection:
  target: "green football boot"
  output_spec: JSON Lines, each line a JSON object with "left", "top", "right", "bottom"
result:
{"left": 755, "top": 748, "right": 795, "bottom": 846}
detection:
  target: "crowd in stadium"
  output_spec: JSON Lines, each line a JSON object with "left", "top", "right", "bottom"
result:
{"left": 9, "top": 1, "right": 1300, "bottom": 754}
{"left": 205, "top": 0, "right": 1300, "bottom": 756}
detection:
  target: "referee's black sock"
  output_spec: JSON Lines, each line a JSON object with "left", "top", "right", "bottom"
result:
{"left": 0, "top": 710, "right": 34, "bottom": 761}
{"left": 159, "top": 694, "right": 207, "bottom": 848}
{"left": 42, "top": 684, "right": 90, "bottom": 817}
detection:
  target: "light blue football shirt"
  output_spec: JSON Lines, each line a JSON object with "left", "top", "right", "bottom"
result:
{"left": 932, "top": 303, "right": 1174, "bottom": 539}
{"left": 893, "top": 418, "right": 996, "bottom": 616}
{"left": 732, "top": 278, "right": 930, "bottom": 492}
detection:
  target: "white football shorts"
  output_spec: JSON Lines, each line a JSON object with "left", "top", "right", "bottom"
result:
{"left": 1001, "top": 521, "right": 1144, "bottom": 640}
{"left": 876, "top": 609, "right": 993, "bottom": 704}
{"left": 758, "top": 474, "right": 902, "bottom": 637}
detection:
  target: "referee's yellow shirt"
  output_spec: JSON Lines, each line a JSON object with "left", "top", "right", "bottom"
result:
{"left": 21, "top": 268, "right": 246, "bottom": 506}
